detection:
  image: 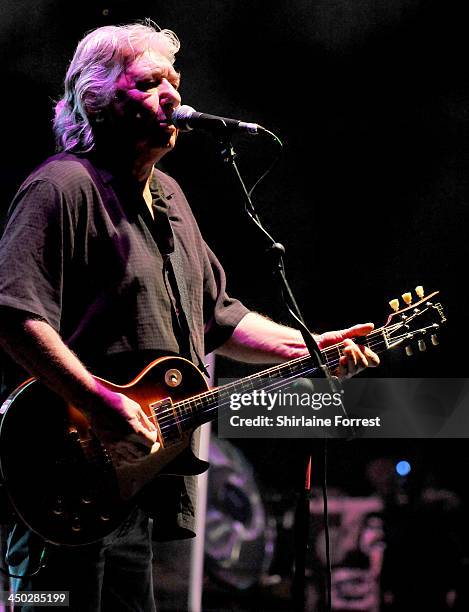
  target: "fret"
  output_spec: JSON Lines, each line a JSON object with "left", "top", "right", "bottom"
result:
{"left": 323, "top": 345, "right": 342, "bottom": 370}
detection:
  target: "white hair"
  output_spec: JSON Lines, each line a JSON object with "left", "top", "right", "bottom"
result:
{"left": 53, "top": 21, "right": 180, "bottom": 153}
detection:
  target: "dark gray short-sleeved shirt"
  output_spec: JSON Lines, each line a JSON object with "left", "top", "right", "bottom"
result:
{"left": 0, "top": 153, "right": 248, "bottom": 371}
{"left": 0, "top": 152, "right": 249, "bottom": 538}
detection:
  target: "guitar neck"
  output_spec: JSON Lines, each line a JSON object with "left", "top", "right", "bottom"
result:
{"left": 172, "top": 327, "right": 390, "bottom": 432}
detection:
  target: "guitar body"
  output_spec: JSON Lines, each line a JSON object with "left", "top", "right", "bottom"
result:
{"left": 0, "top": 356, "right": 209, "bottom": 547}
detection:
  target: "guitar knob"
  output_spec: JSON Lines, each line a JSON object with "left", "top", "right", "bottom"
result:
{"left": 100, "top": 512, "right": 111, "bottom": 522}
{"left": 431, "top": 334, "right": 439, "bottom": 346}
{"left": 415, "top": 286, "right": 424, "bottom": 299}
{"left": 165, "top": 369, "right": 182, "bottom": 388}
{"left": 405, "top": 346, "right": 413, "bottom": 357}
{"left": 418, "top": 339, "right": 426, "bottom": 352}
{"left": 389, "top": 299, "right": 400, "bottom": 312}
{"left": 71, "top": 515, "right": 81, "bottom": 532}
{"left": 402, "top": 292, "right": 412, "bottom": 305}
{"left": 52, "top": 497, "right": 64, "bottom": 515}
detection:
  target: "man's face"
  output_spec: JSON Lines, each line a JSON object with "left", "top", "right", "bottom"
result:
{"left": 109, "top": 48, "right": 181, "bottom": 154}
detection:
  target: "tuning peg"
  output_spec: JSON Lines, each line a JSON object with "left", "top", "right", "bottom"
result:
{"left": 389, "top": 299, "right": 400, "bottom": 312}
{"left": 418, "top": 339, "right": 426, "bottom": 352}
{"left": 405, "top": 345, "right": 413, "bottom": 357}
{"left": 431, "top": 334, "right": 439, "bottom": 346}
{"left": 402, "top": 292, "right": 412, "bottom": 305}
{"left": 415, "top": 286, "right": 424, "bottom": 299}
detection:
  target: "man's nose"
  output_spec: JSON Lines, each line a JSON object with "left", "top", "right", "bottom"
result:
{"left": 160, "top": 79, "right": 181, "bottom": 112}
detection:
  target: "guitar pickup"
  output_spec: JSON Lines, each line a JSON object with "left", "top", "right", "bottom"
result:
{"left": 149, "top": 398, "right": 181, "bottom": 444}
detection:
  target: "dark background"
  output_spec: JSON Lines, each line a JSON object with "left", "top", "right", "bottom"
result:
{"left": 1, "top": 0, "right": 469, "bottom": 608}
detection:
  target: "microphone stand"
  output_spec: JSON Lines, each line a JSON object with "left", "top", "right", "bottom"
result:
{"left": 217, "top": 134, "right": 343, "bottom": 611}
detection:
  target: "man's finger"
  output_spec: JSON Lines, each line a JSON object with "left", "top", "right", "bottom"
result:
{"left": 338, "top": 355, "right": 353, "bottom": 378}
{"left": 341, "top": 323, "right": 374, "bottom": 339}
{"left": 317, "top": 323, "right": 375, "bottom": 348}
{"left": 363, "top": 346, "right": 380, "bottom": 367}
{"left": 342, "top": 344, "right": 358, "bottom": 367}
{"left": 137, "top": 409, "right": 158, "bottom": 432}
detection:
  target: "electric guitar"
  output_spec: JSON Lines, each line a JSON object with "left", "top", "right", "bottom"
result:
{"left": 0, "top": 288, "right": 446, "bottom": 546}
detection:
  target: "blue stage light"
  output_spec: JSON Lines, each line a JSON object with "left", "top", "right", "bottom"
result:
{"left": 396, "top": 460, "right": 411, "bottom": 476}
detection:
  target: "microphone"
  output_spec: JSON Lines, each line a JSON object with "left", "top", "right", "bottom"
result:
{"left": 171, "top": 105, "right": 261, "bottom": 135}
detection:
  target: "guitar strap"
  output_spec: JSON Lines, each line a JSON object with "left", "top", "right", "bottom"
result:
{"left": 153, "top": 174, "right": 209, "bottom": 377}
{"left": 168, "top": 239, "right": 208, "bottom": 375}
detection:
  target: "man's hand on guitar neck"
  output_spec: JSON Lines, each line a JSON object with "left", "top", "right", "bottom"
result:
{"left": 217, "top": 313, "right": 379, "bottom": 379}
{"left": 315, "top": 322, "right": 380, "bottom": 379}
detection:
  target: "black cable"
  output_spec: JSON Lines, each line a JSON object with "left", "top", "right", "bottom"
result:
{"left": 247, "top": 127, "right": 283, "bottom": 200}
{"left": 0, "top": 546, "right": 47, "bottom": 579}
{"left": 322, "top": 439, "right": 332, "bottom": 612}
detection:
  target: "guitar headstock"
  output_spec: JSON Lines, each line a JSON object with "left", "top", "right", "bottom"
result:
{"left": 381, "top": 286, "right": 446, "bottom": 355}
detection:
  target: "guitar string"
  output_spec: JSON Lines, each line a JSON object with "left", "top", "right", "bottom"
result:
{"left": 88, "top": 323, "right": 406, "bottom": 442}
{"left": 157, "top": 308, "right": 433, "bottom": 432}
{"left": 157, "top": 306, "right": 436, "bottom": 430}
{"left": 157, "top": 337, "right": 393, "bottom": 435}
{"left": 155, "top": 329, "right": 393, "bottom": 430}
{"left": 77, "top": 348, "right": 369, "bottom": 453}
{"left": 159, "top": 353, "right": 371, "bottom": 439}
{"left": 75, "top": 327, "right": 410, "bottom": 450}
{"left": 74, "top": 311, "right": 439, "bottom": 465}
{"left": 76, "top": 345, "right": 356, "bottom": 451}
{"left": 78, "top": 311, "right": 434, "bottom": 447}
{"left": 157, "top": 315, "right": 437, "bottom": 435}
{"left": 157, "top": 349, "right": 391, "bottom": 432}
{"left": 157, "top": 341, "right": 387, "bottom": 434}
{"left": 34, "top": 310, "right": 438, "bottom": 453}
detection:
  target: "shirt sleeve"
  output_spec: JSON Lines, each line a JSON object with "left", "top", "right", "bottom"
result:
{"left": 202, "top": 240, "right": 250, "bottom": 354}
{"left": 0, "top": 179, "right": 72, "bottom": 330}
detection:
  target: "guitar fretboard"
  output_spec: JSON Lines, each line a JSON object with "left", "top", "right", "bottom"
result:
{"left": 160, "top": 328, "right": 390, "bottom": 434}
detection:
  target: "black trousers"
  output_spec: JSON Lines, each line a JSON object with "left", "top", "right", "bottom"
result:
{"left": 7, "top": 509, "right": 156, "bottom": 611}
